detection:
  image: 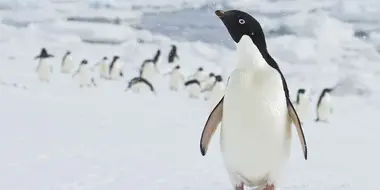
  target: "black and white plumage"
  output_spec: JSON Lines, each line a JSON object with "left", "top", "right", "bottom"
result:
{"left": 35, "top": 48, "right": 54, "bottom": 83}
{"left": 61, "top": 51, "right": 74, "bottom": 74}
{"left": 72, "top": 59, "right": 96, "bottom": 88}
{"left": 315, "top": 88, "right": 334, "bottom": 123}
{"left": 199, "top": 10, "right": 307, "bottom": 190}
{"left": 168, "top": 44, "right": 179, "bottom": 64}
{"left": 94, "top": 56, "right": 109, "bottom": 79}
{"left": 168, "top": 65, "right": 185, "bottom": 91}
{"left": 126, "top": 77, "right": 156, "bottom": 94}
{"left": 184, "top": 79, "right": 201, "bottom": 99}
{"left": 109, "top": 55, "right": 123, "bottom": 80}
{"left": 294, "top": 88, "right": 310, "bottom": 123}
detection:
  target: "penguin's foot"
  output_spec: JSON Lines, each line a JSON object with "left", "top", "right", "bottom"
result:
{"left": 263, "top": 184, "right": 275, "bottom": 190}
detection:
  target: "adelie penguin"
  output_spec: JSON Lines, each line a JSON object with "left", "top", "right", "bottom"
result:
{"left": 125, "top": 76, "right": 156, "bottom": 94}
{"left": 201, "top": 72, "right": 216, "bottom": 92}
{"left": 168, "top": 44, "right": 179, "bottom": 64}
{"left": 199, "top": 10, "right": 307, "bottom": 190}
{"left": 109, "top": 56, "right": 124, "bottom": 80}
{"left": 35, "top": 48, "right": 54, "bottom": 83}
{"left": 61, "top": 50, "right": 74, "bottom": 74}
{"left": 184, "top": 79, "right": 201, "bottom": 99}
{"left": 315, "top": 88, "right": 334, "bottom": 123}
{"left": 94, "top": 56, "right": 109, "bottom": 79}
{"left": 139, "top": 50, "right": 161, "bottom": 82}
{"left": 168, "top": 65, "right": 185, "bottom": 91}
{"left": 189, "top": 67, "right": 206, "bottom": 82}
{"left": 295, "top": 88, "right": 311, "bottom": 124}
{"left": 205, "top": 75, "right": 225, "bottom": 107}
{"left": 72, "top": 59, "right": 96, "bottom": 88}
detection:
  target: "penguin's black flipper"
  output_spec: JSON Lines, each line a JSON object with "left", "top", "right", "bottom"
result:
{"left": 287, "top": 97, "right": 308, "bottom": 160}
{"left": 200, "top": 96, "right": 224, "bottom": 156}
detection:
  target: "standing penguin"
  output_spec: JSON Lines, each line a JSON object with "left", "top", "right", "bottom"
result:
{"left": 205, "top": 74, "right": 225, "bottom": 103}
{"left": 295, "top": 88, "right": 311, "bottom": 123}
{"left": 140, "top": 58, "right": 160, "bottom": 82}
{"left": 184, "top": 79, "right": 201, "bottom": 99}
{"left": 61, "top": 51, "right": 74, "bottom": 74}
{"left": 35, "top": 48, "right": 54, "bottom": 83}
{"left": 189, "top": 67, "right": 206, "bottom": 82}
{"left": 94, "top": 56, "right": 109, "bottom": 79}
{"left": 168, "top": 44, "right": 179, "bottom": 64}
{"left": 72, "top": 59, "right": 94, "bottom": 88}
{"left": 168, "top": 65, "right": 185, "bottom": 91}
{"left": 201, "top": 72, "right": 216, "bottom": 91}
{"left": 315, "top": 88, "right": 334, "bottom": 123}
{"left": 109, "top": 56, "right": 123, "bottom": 80}
{"left": 125, "top": 76, "right": 156, "bottom": 94}
{"left": 199, "top": 10, "right": 307, "bottom": 190}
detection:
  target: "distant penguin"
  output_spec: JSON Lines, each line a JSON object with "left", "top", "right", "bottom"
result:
{"left": 109, "top": 56, "right": 123, "bottom": 80}
{"left": 168, "top": 65, "right": 185, "bottom": 91}
{"left": 184, "top": 79, "right": 201, "bottom": 99}
{"left": 125, "top": 76, "right": 156, "bottom": 94}
{"left": 201, "top": 72, "right": 216, "bottom": 91}
{"left": 295, "top": 88, "right": 310, "bottom": 123}
{"left": 140, "top": 59, "right": 160, "bottom": 82}
{"left": 95, "top": 56, "right": 109, "bottom": 79}
{"left": 35, "top": 48, "right": 54, "bottom": 83}
{"left": 72, "top": 59, "right": 94, "bottom": 88}
{"left": 61, "top": 51, "right": 74, "bottom": 74}
{"left": 205, "top": 75, "right": 225, "bottom": 103}
{"left": 315, "top": 88, "right": 334, "bottom": 123}
{"left": 168, "top": 44, "right": 179, "bottom": 64}
{"left": 190, "top": 67, "right": 206, "bottom": 82}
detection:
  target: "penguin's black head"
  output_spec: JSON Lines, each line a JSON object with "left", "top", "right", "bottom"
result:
{"left": 297, "top": 88, "right": 306, "bottom": 94}
{"left": 113, "top": 56, "right": 120, "bottom": 60}
{"left": 215, "top": 75, "right": 222, "bottom": 82}
{"left": 81, "top": 59, "right": 88, "bottom": 65}
{"left": 66, "top": 51, "right": 71, "bottom": 55}
{"left": 175, "top": 65, "right": 180, "bottom": 69}
{"left": 41, "top": 48, "right": 48, "bottom": 54}
{"left": 215, "top": 10, "right": 267, "bottom": 52}
{"left": 323, "top": 88, "right": 334, "bottom": 93}
{"left": 209, "top": 72, "right": 215, "bottom": 77}
{"left": 103, "top": 56, "right": 108, "bottom": 60}
{"left": 198, "top": 67, "right": 203, "bottom": 72}
{"left": 171, "top": 44, "right": 176, "bottom": 49}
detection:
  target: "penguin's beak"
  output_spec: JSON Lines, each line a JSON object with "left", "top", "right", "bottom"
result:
{"left": 215, "top": 10, "right": 224, "bottom": 18}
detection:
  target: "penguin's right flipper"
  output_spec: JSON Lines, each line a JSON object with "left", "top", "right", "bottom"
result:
{"left": 199, "top": 96, "right": 224, "bottom": 156}
{"left": 287, "top": 98, "right": 308, "bottom": 160}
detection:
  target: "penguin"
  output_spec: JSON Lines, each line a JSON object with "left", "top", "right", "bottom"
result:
{"left": 184, "top": 79, "right": 201, "bottom": 99}
{"left": 34, "top": 48, "right": 54, "bottom": 83}
{"left": 315, "top": 88, "right": 334, "bottom": 123}
{"left": 201, "top": 72, "right": 216, "bottom": 91}
{"left": 294, "top": 88, "right": 311, "bottom": 124}
{"left": 142, "top": 49, "right": 161, "bottom": 65}
{"left": 189, "top": 67, "right": 206, "bottom": 82}
{"left": 61, "top": 51, "right": 74, "bottom": 74}
{"left": 139, "top": 58, "right": 160, "bottom": 82}
{"left": 168, "top": 44, "right": 179, "bottom": 64}
{"left": 109, "top": 56, "right": 123, "bottom": 80}
{"left": 125, "top": 76, "right": 156, "bottom": 94}
{"left": 168, "top": 65, "right": 185, "bottom": 91}
{"left": 72, "top": 59, "right": 95, "bottom": 88}
{"left": 94, "top": 56, "right": 109, "bottom": 79}
{"left": 199, "top": 10, "right": 307, "bottom": 190}
{"left": 205, "top": 74, "right": 225, "bottom": 103}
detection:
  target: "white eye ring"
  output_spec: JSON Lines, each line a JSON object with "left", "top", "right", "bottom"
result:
{"left": 238, "top": 19, "right": 245, "bottom": 24}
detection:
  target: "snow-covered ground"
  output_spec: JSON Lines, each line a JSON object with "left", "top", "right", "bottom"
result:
{"left": 1, "top": 0, "right": 380, "bottom": 189}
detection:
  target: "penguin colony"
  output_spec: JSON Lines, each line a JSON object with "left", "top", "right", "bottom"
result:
{"left": 199, "top": 10, "right": 336, "bottom": 190}
{"left": 31, "top": 10, "right": 337, "bottom": 190}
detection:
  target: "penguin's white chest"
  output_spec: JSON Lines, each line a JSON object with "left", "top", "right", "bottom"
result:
{"left": 37, "top": 59, "right": 52, "bottom": 80}
{"left": 77, "top": 67, "right": 92, "bottom": 85}
{"left": 169, "top": 71, "right": 183, "bottom": 90}
{"left": 61, "top": 56, "right": 74, "bottom": 73}
{"left": 317, "top": 94, "right": 332, "bottom": 121}
{"left": 142, "top": 63, "right": 157, "bottom": 80}
{"left": 221, "top": 68, "right": 291, "bottom": 186}
{"left": 99, "top": 62, "right": 109, "bottom": 77}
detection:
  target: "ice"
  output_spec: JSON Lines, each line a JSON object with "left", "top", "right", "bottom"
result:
{"left": 1, "top": 0, "right": 380, "bottom": 189}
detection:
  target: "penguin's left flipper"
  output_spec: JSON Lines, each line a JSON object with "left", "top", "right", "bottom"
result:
{"left": 199, "top": 96, "right": 224, "bottom": 156}
{"left": 287, "top": 97, "right": 308, "bottom": 160}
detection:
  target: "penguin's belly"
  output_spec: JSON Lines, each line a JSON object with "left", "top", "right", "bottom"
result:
{"left": 78, "top": 71, "right": 91, "bottom": 85}
{"left": 37, "top": 62, "right": 51, "bottom": 78}
{"left": 61, "top": 61, "right": 73, "bottom": 73}
{"left": 318, "top": 98, "right": 331, "bottom": 120}
{"left": 169, "top": 74, "right": 181, "bottom": 90}
{"left": 142, "top": 65, "right": 156, "bottom": 80}
{"left": 221, "top": 70, "right": 290, "bottom": 185}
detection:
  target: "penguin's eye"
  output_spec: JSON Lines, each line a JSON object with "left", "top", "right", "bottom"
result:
{"left": 238, "top": 19, "right": 245, "bottom": 24}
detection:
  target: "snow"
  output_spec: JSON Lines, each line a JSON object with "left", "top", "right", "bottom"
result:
{"left": 1, "top": 0, "right": 380, "bottom": 189}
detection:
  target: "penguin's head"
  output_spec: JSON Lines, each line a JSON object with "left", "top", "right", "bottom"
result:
{"left": 209, "top": 72, "right": 215, "bottom": 77}
{"left": 297, "top": 88, "right": 306, "bottom": 95}
{"left": 80, "top": 59, "right": 88, "bottom": 65}
{"left": 66, "top": 51, "right": 71, "bottom": 55}
{"left": 215, "top": 10, "right": 267, "bottom": 53}
{"left": 175, "top": 65, "right": 180, "bottom": 70}
{"left": 215, "top": 75, "right": 222, "bottom": 82}
{"left": 171, "top": 44, "right": 176, "bottom": 49}
{"left": 113, "top": 56, "right": 120, "bottom": 60}
{"left": 103, "top": 56, "right": 108, "bottom": 60}
{"left": 198, "top": 67, "right": 203, "bottom": 72}
{"left": 323, "top": 88, "right": 334, "bottom": 94}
